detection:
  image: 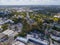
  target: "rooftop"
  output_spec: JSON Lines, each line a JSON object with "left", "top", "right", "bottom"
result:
{"left": 12, "top": 41, "right": 25, "bottom": 45}
{"left": 0, "top": 33, "right": 5, "bottom": 39}
{"left": 54, "top": 15, "right": 60, "bottom": 18}
{"left": 29, "top": 37, "right": 48, "bottom": 45}
{"left": 16, "top": 37, "right": 28, "bottom": 43}
{"left": 2, "top": 29, "right": 18, "bottom": 36}
{"left": 50, "top": 34, "right": 60, "bottom": 41}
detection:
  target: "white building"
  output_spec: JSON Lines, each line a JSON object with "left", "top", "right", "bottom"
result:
{"left": 54, "top": 13, "right": 60, "bottom": 18}
{"left": 16, "top": 37, "right": 28, "bottom": 43}
{"left": 2, "top": 29, "right": 18, "bottom": 37}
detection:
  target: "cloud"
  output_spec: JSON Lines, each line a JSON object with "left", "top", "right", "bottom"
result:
{"left": 0, "top": 0, "right": 60, "bottom": 5}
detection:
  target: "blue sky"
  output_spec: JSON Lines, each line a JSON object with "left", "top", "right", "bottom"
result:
{"left": 0, "top": 0, "right": 60, "bottom": 5}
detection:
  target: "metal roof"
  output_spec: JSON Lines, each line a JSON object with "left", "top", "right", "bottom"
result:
{"left": 16, "top": 37, "right": 28, "bottom": 43}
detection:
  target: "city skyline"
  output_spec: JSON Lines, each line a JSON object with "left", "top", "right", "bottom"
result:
{"left": 0, "top": 0, "right": 60, "bottom": 5}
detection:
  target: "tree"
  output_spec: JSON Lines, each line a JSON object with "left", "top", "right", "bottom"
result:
{"left": 12, "top": 18, "right": 18, "bottom": 24}
{"left": 22, "top": 21, "right": 31, "bottom": 33}
{"left": 1, "top": 24, "right": 8, "bottom": 31}
{"left": 53, "top": 17, "right": 59, "bottom": 22}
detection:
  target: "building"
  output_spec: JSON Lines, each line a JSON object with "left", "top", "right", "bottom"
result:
{"left": 12, "top": 41, "right": 25, "bottom": 45}
{"left": 9, "top": 23, "right": 23, "bottom": 32}
{"left": 16, "top": 36, "right": 48, "bottom": 45}
{"left": 50, "top": 24, "right": 60, "bottom": 45}
{"left": 54, "top": 13, "right": 60, "bottom": 18}
{"left": 28, "top": 37, "right": 48, "bottom": 45}
{"left": 2, "top": 29, "right": 18, "bottom": 37}
{"left": 4, "top": 19, "right": 14, "bottom": 24}
{"left": 16, "top": 37, "right": 28, "bottom": 43}
{"left": 0, "top": 33, "right": 8, "bottom": 42}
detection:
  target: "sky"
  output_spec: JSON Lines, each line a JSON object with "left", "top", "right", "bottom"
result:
{"left": 0, "top": 0, "right": 60, "bottom": 5}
